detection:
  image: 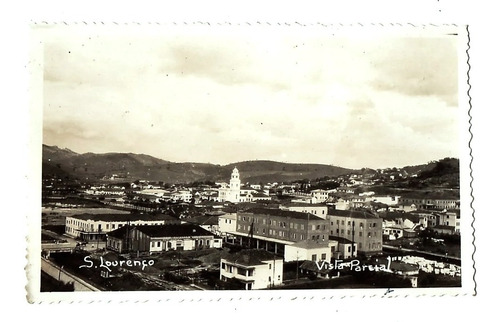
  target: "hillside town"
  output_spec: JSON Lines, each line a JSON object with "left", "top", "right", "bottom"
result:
{"left": 41, "top": 163, "right": 461, "bottom": 291}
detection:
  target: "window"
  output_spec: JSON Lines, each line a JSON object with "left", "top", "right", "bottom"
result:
{"left": 312, "top": 254, "right": 317, "bottom": 261}
{"left": 336, "top": 229, "right": 339, "bottom": 233}
{"left": 269, "top": 264, "right": 272, "bottom": 269}
{"left": 347, "top": 230, "right": 350, "bottom": 235}
{"left": 316, "top": 225, "right": 320, "bottom": 230}
{"left": 157, "top": 241, "right": 161, "bottom": 247}
{"left": 336, "top": 220, "right": 339, "bottom": 225}
{"left": 373, "top": 223, "right": 377, "bottom": 227}
{"left": 359, "top": 223, "right": 363, "bottom": 228}
{"left": 321, "top": 253, "right": 326, "bottom": 260}
{"left": 359, "top": 232, "right": 363, "bottom": 237}
{"left": 341, "top": 229, "right": 344, "bottom": 234}
{"left": 221, "top": 263, "right": 226, "bottom": 270}
{"left": 341, "top": 220, "right": 345, "bottom": 225}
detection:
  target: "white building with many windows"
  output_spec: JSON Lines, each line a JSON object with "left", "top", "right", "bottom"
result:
{"left": 65, "top": 213, "right": 177, "bottom": 242}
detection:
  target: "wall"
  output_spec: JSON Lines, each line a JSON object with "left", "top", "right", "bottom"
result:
{"left": 284, "top": 244, "right": 331, "bottom": 262}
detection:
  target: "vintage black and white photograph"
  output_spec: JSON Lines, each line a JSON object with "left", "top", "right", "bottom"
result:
{"left": 27, "top": 23, "right": 473, "bottom": 301}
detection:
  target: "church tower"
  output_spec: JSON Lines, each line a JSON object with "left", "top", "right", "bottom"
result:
{"left": 229, "top": 167, "right": 241, "bottom": 202}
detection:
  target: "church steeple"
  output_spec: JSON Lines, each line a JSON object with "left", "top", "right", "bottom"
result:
{"left": 229, "top": 167, "right": 241, "bottom": 202}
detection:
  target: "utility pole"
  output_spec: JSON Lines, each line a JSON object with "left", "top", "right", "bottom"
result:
{"left": 296, "top": 250, "right": 299, "bottom": 281}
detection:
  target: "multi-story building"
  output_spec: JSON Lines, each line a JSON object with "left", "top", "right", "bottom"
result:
{"left": 218, "top": 213, "right": 237, "bottom": 240}
{"left": 220, "top": 249, "right": 283, "bottom": 290}
{"left": 228, "top": 207, "right": 329, "bottom": 255}
{"left": 329, "top": 236, "right": 358, "bottom": 259}
{"left": 65, "top": 213, "right": 178, "bottom": 242}
{"left": 310, "top": 189, "right": 331, "bottom": 203}
{"left": 399, "top": 195, "right": 459, "bottom": 211}
{"left": 436, "top": 209, "right": 461, "bottom": 233}
{"left": 327, "top": 209, "right": 383, "bottom": 255}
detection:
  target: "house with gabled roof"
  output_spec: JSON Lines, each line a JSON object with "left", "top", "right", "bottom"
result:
{"left": 106, "top": 223, "right": 222, "bottom": 254}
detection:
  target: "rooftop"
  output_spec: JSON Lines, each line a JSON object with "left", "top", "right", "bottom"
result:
{"left": 69, "top": 212, "right": 180, "bottom": 223}
{"left": 184, "top": 215, "right": 219, "bottom": 226}
{"left": 291, "top": 240, "right": 330, "bottom": 249}
{"left": 399, "top": 190, "right": 459, "bottom": 200}
{"left": 107, "top": 223, "right": 215, "bottom": 239}
{"left": 280, "top": 203, "right": 328, "bottom": 208}
{"left": 221, "top": 249, "right": 281, "bottom": 266}
{"left": 327, "top": 209, "right": 379, "bottom": 220}
{"left": 242, "top": 208, "right": 325, "bottom": 221}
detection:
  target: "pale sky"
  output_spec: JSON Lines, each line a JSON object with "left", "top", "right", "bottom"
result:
{"left": 40, "top": 25, "right": 461, "bottom": 169}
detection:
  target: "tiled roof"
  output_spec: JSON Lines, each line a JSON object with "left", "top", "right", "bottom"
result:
{"left": 327, "top": 209, "right": 379, "bottom": 219}
{"left": 70, "top": 212, "right": 179, "bottom": 222}
{"left": 185, "top": 215, "right": 219, "bottom": 226}
{"left": 107, "top": 223, "right": 215, "bottom": 238}
{"left": 243, "top": 208, "right": 325, "bottom": 221}
{"left": 280, "top": 203, "right": 328, "bottom": 208}
{"left": 291, "top": 240, "right": 330, "bottom": 249}
{"left": 221, "top": 249, "right": 281, "bottom": 266}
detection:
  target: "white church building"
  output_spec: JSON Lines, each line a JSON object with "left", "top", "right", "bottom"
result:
{"left": 217, "top": 168, "right": 271, "bottom": 203}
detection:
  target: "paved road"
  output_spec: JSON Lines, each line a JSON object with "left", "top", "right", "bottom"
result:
{"left": 41, "top": 257, "right": 101, "bottom": 291}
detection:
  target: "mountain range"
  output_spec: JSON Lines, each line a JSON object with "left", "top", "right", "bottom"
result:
{"left": 42, "top": 145, "right": 355, "bottom": 183}
{"left": 42, "top": 145, "right": 459, "bottom": 186}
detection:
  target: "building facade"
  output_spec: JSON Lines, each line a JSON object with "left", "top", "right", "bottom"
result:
{"left": 65, "top": 213, "right": 174, "bottom": 242}
{"left": 220, "top": 249, "right": 283, "bottom": 290}
{"left": 327, "top": 209, "right": 383, "bottom": 255}
{"left": 106, "top": 224, "right": 223, "bottom": 253}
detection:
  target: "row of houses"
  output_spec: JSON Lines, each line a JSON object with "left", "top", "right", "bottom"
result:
{"left": 382, "top": 209, "right": 461, "bottom": 239}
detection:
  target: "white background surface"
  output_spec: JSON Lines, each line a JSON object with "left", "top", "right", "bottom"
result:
{"left": 1, "top": 1, "right": 497, "bottom": 320}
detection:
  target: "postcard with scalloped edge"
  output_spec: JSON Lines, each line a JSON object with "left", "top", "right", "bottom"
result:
{"left": 26, "top": 22, "right": 474, "bottom": 303}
